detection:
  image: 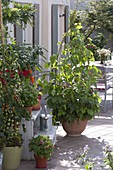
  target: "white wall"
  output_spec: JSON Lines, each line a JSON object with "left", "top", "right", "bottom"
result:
{"left": 42, "top": 0, "right": 70, "bottom": 64}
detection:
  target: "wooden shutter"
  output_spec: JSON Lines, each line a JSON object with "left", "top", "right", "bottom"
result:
{"left": 33, "top": 4, "right": 39, "bottom": 46}
{"left": 64, "top": 6, "right": 69, "bottom": 44}
{"left": 51, "top": 4, "right": 58, "bottom": 55}
{"left": 14, "top": 24, "right": 23, "bottom": 44}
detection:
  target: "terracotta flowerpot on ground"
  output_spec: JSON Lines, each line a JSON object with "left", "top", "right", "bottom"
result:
{"left": 62, "top": 119, "right": 88, "bottom": 136}
{"left": 34, "top": 155, "right": 47, "bottom": 168}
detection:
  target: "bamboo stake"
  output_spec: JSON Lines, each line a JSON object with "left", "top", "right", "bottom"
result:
{"left": 0, "top": 0, "right": 4, "bottom": 44}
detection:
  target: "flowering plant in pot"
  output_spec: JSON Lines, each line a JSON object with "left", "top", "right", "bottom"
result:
{"left": 29, "top": 135, "right": 54, "bottom": 168}
{"left": 97, "top": 48, "right": 111, "bottom": 64}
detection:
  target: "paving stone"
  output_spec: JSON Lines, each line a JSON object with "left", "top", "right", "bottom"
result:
{"left": 0, "top": 152, "right": 3, "bottom": 170}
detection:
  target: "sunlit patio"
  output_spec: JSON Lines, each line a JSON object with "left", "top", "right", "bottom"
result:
{"left": 17, "top": 92, "right": 113, "bottom": 170}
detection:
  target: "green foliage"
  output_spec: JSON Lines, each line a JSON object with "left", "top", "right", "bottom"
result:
{"left": 104, "top": 146, "right": 113, "bottom": 169}
{"left": 85, "top": 41, "right": 99, "bottom": 61}
{"left": 0, "top": 132, "right": 23, "bottom": 148}
{"left": 0, "top": 42, "right": 44, "bottom": 146}
{"left": 20, "top": 83, "right": 39, "bottom": 107}
{"left": 42, "top": 21, "right": 101, "bottom": 124}
{"left": 5, "top": 132, "right": 23, "bottom": 147}
{"left": 86, "top": 0, "right": 113, "bottom": 34}
{"left": 85, "top": 34, "right": 111, "bottom": 61}
{"left": 77, "top": 0, "right": 113, "bottom": 49}
{"left": 7, "top": 43, "right": 43, "bottom": 70}
{"left": 2, "top": 0, "right": 35, "bottom": 26}
{"left": 29, "top": 135, "right": 54, "bottom": 159}
{"left": 92, "top": 33, "right": 108, "bottom": 49}
{"left": 0, "top": 1, "right": 44, "bottom": 148}
{"left": 75, "top": 145, "right": 113, "bottom": 170}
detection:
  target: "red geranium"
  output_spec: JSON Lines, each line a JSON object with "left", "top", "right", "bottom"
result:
{"left": 18, "top": 69, "right": 30, "bottom": 77}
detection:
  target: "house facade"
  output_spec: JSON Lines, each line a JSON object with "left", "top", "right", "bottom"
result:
{"left": 12, "top": 0, "right": 70, "bottom": 160}
{"left": 14, "top": 0, "right": 70, "bottom": 68}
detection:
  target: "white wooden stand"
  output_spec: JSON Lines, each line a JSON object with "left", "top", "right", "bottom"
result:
{"left": 20, "top": 109, "right": 57, "bottom": 160}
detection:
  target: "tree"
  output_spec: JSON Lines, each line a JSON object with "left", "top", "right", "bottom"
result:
{"left": 76, "top": 0, "right": 113, "bottom": 49}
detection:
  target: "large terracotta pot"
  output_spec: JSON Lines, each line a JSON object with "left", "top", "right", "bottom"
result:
{"left": 34, "top": 155, "right": 47, "bottom": 168}
{"left": 62, "top": 119, "right": 88, "bottom": 136}
{"left": 2, "top": 146, "right": 23, "bottom": 170}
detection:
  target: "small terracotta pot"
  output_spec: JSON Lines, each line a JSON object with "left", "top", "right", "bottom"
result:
{"left": 34, "top": 155, "right": 47, "bottom": 168}
{"left": 32, "top": 99, "right": 41, "bottom": 110}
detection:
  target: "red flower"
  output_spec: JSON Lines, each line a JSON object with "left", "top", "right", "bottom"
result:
{"left": 0, "top": 77, "right": 7, "bottom": 85}
{"left": 5, "top": 69, "right": 10, "bottom": 72}
{"left": 18, "top": 70, "right": 30, "bottom": 77}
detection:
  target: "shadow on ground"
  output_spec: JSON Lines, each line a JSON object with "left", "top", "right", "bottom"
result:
{"left": 48, "top": 134, "right": 108, "bottom": 170}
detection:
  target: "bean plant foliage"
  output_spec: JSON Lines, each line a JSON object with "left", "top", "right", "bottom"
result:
{"left": 2, "top": 0, "right": 35, "bottom": 26}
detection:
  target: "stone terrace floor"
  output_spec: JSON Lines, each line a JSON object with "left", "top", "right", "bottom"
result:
{"left": 18, "top": 94, "right": 113, "bottom": 170}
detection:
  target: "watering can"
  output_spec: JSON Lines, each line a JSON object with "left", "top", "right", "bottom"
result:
{"left": 40, "top": 105, "right": 53, "bottom": 132}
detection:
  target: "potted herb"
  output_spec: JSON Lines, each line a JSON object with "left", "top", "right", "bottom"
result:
{"left": 29, "top": 135, "right": 54, "bottom": 168}
{"left": 41, "top": 18, "right": 101, "bottom": 136}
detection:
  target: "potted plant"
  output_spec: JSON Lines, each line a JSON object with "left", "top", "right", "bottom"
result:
{"left": 29, "top": 135, "right": 54, "bottom": 168}
{"left": 32, "top": 91, "right": 42, "bottom": 110}
{"left": 20, "top": 82, "right": 39, "bottom": 113}
{"left": 0, "top": 1, "right": 44, "bottom": 169}
{"left": 97, "top": 48, "right": 111, "bottom": 64}
{"left": 41, "top": 17, "right": 101, "bottom": 136}
{"left": 0, "top": 132, "right": 23, "bottom": 170}
{"left": 0, "top": 81, "right": 30, "bottom": 170}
